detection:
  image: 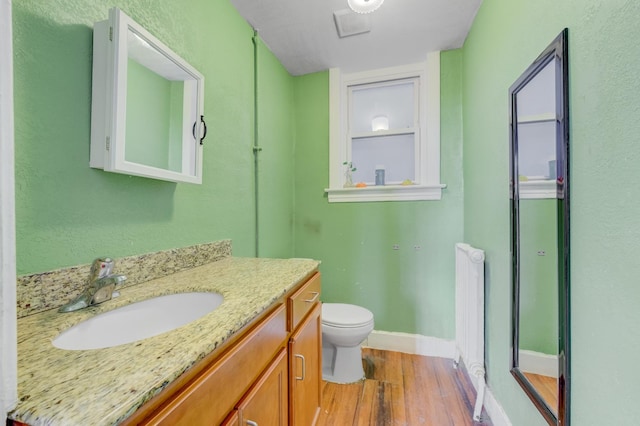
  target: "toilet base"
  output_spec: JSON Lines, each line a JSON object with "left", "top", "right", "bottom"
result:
{"left": 322, "top": 343, "right": 365, "bottom": 384}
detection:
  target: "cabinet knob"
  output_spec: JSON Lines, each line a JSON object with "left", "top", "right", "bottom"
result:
{"left": 246, "top": 421, "right": 258, "bottom": 426}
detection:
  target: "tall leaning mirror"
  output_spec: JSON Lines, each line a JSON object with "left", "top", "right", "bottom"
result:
{"left": 509, "top": 29, "right": 570, "bottom": 426}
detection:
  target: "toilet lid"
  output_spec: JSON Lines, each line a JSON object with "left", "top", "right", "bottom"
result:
{"left": 322, "top": 303, "right": 374, "bottom": 328}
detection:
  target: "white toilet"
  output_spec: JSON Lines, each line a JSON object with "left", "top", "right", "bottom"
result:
{"left": 321, "top": 303, "right": 374, "bottom": 384}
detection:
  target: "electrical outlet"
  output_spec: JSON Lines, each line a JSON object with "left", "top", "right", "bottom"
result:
{"left": 414, "top": 245, "right": 421, "bottom": 250}
{"left": 392, "top": 244, "right": 400, "bottom": 250}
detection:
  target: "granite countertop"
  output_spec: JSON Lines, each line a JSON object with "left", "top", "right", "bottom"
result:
{"left": 10, "top": 256, "right": 320, "bottom": 426}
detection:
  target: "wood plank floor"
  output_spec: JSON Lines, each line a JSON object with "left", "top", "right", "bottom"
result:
{"left": 317, "top": 348, "right": 492, "bottom": 426}
{"left": 523, "top": 372, "right": 558, "bottom": 412}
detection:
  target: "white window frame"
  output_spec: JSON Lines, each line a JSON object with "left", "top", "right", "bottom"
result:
{"left": 326, "top": 52, "right": 444, "bottom": 202}
{"left": 1, "top": 0, "right": 18, "bottom": 415}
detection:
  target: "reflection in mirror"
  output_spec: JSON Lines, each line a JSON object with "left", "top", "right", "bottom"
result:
{"left": 125, "top": 29, "right": 197, "bottom": 174}
{"left": 509, "top": 29, "right": 569, "bottom": 426}
{"left": 518, "top": 198, "right": 559, "bottom": 410}
{"left": 517, "top": 58, "right": 557, "bottom": 199}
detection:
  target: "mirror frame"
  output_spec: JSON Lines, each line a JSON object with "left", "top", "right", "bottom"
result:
{"left": 509, "top": 28, "right": 570, "bottom": 426}
{"left": 90, "top": 8, "right": 205, "bottom": 184}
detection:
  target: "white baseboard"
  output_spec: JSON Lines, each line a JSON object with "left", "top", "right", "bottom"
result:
{"left": 364, "top": 330, "right": 512, "bottom": 426}
{"left": 518, "top": 349, "right": 559, "bottom": 378}
{"left": 483, "top": 386, "right": 513, "bottom": 426}
{"left": 363, "top": 330, "right": 456, "bottom": 359}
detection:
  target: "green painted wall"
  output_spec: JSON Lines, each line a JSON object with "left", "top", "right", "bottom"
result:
{"left": 255, "top": 37, "right": 296, "bottom": 258}
{"left": 462, "top": 0, "right": 640, "bottom": 424}
{"left": 292, "top": 50, "right": 464, "bottom": 337}
{"left": 14, "top": 0, "right": 640, "bottom": 423}
{"left": 12, "top": 1, "right": 296, "bottom": 275}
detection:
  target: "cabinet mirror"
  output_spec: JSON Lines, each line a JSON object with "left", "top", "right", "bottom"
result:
{"left": 90, "top": 8, "right": 205, "bottom": 184}
{"left": 509, "top": 29, "right": 570, "bottom": 426}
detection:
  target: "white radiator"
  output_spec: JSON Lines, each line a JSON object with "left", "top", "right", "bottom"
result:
{"left": 454, "top": 243, "right": 486, "bottom": 422}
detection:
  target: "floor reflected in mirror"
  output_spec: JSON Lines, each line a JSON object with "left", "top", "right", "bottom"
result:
{"left": 317, "top": 348, "right": 493, "bottom": 425}
{"left": 523, "top": 372, "right": 558, "bottom": 415}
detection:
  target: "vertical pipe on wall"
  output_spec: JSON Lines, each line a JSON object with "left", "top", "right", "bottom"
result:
{"left": 251, "top": 29, "right": 261, "bottom": 257}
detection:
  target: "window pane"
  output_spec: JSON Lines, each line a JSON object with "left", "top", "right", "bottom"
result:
{"left": 516, "top": 59, "right": 557, "bottom": 118}
{"left": 350, "top": 80, "right": 415, "bottom": 134}
{"left": 517, "top": 121, "right": 556, "bottom": 178}
{"left": 352, "top": 134, "right": 415, "bottom": 184}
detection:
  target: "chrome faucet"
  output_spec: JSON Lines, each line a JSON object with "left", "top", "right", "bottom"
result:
{"left": 58, "top": 257, "right": 127, "bottom": 313}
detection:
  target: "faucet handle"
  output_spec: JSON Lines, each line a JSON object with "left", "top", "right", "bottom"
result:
{"left": 59, "top": 258, "right": 122, "bottom": 312}
{"left": 88, "top": 257, "right": 114, "bottom": 282}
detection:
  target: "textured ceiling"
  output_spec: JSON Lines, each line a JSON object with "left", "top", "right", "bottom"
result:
{"left": 229, "top": 0, "right": 483, "bottom": 76}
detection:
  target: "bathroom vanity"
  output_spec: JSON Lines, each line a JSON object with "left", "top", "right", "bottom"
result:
{"left": 9, "top": 256, "right": 321, "bottom": 426}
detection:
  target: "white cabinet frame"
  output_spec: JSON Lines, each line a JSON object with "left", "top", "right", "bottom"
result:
{"left": 90, "top": 8, "right": 205, "bottom": 184}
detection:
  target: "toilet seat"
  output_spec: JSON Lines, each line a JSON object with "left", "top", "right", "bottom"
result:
{"left": 322, "top": 303, "right": 374, "bottom": 328}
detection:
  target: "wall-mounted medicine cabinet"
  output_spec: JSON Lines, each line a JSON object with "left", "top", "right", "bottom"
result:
{"left": 90, "top": 8, "right": 205, "bottom": 184}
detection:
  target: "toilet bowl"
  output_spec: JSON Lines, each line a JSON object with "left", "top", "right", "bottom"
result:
{"left": 321, "top": 303, "right": 374, "bottom": 384}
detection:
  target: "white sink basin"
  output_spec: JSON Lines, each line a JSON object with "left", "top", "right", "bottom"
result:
{"left": 53, "top": 292, "right": 224, "bottom": 350}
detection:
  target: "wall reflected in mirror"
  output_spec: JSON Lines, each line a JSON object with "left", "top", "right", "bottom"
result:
{"left": 518, "top": 197, "right": 559, "bottom": 412}
{"left": 125, "top": 28, "right": 196, "bottom": 174}
{"left": 510, "top": 28, "right": 569, "bottom": 426}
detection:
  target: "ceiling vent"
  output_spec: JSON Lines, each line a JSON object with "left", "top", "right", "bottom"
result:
{"left": 333, "top": 9, "right": 372, "bottom": 38}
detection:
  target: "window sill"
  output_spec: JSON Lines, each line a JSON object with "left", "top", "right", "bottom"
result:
{"left": 519, "top": 179, "right": 556, "bottom": 199}
{"left": 325, "top": 184, "right": 446, "bottom": 203}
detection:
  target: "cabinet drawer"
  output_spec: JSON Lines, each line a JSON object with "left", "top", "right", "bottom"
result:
{"left": 143, "top": 303, "right": 287, "bottom": 426}
{"left": 288, "top": 272, "right": 321, "bottom": 331}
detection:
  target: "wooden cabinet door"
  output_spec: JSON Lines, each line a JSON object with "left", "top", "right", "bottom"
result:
{"left": 141, "top": 304, "right": 287, "bottom": 426}
{"left": 289, "top": 302, "right": 322, "bottom": 426}
{"left": 221, "top": 410, "right": 240, "bottom": 426}
{"left": 237, "top": 348, "right": 289, "bottom": 426}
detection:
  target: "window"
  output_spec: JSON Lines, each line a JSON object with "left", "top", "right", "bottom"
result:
{"left": 326, "top": 53, "right": 444, "bottom": 202}
{"left": 515, "top": 58, "right": 558, "bottom": 199}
